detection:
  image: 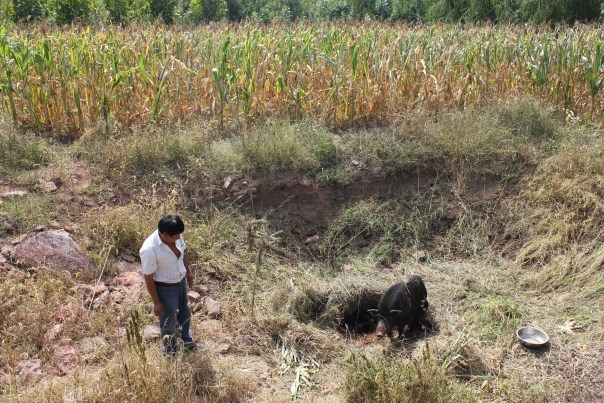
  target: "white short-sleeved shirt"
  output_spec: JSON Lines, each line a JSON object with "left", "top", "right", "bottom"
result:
{"left": 139, "top": 230, "right": 187, "bottom": 283}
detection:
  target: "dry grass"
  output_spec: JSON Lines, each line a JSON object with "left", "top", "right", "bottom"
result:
{"left": 1, "top": 101, "right": 603, "bottom": 401}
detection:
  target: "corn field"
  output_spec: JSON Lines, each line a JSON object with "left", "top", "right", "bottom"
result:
{"left": 0, "top": 22, "right": 602, "bottom": 136}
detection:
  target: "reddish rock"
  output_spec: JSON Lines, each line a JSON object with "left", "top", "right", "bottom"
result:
{"left": 204, "top": 297, "right": 222, "bottom": 318}
{"left": 52, "top": 301, "right": 84, "bottom": 322}
{"left": 192, "top": 284, "right": 208, "bottom": 295}
{"left": 52, "top": 345, "right": 78, "bottom": 374}
{"left": 44, "top": 323, "right": 64, "bottom": 343}
{"left": 79, "top": 283, "right": 108, "bottom": 300}
{"left": 11, "top": 230, "right": 91, "bottom": 273}
{"left": 188, "top": 291, "right": 202, "bottom": 302}
{"left": 110, "top": 271, "right": 143, "bottom": 287}
{"left": 304, "top": 235, "right": 320, "bottom": 245}
{"left": 17, "top": 359, "right": 43, "bottom": 385}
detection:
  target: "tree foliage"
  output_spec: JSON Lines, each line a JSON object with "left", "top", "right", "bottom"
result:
{"left": 3, "top": 0, "right": 603, "bottom": 24}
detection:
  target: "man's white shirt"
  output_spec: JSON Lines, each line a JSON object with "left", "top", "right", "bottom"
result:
{"left": 140, "top": 230, "right": 187, "bottom": 283}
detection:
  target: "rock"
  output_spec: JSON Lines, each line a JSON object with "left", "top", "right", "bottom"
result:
{"left": 0, "top": 244, "right": 11, "bottom": 257}
{"left": 110, "top": 271, "right": 143, "bottom": 287}
{"left": 412, "top": 250, "right": 427, "bottom": 262}
{"left": 188, "top": 291, "right": 202, "bottom": 302}
{"left": 216, "top": 343, "right": 231, "bottom": 354}
{"left": 63, "top": 224, "right": 78, "bottom": 234}
{"left": 52, "top": 301, "right": 84, "bottom": 322}
{"left": 17, "top": 359, "right": 43, "bottom": 385}
{"left": 78, "top": 337, "right": 108, "bottom": 363}
{"left": 223, "top": 176, "right": 233, "bottom": 189}
{"left": 44, "top": 323, "right": 64, "bottom": 343}
{"left": 33, "top": 225, "right": 45, "bottom": 232}
{"left": 304, "top": 235, "right": 320, "bottom": 245}
{"left": 0, "top": 190, "right": 28, "bottom": 199}
{"left": 52, "top": 345, "right": 78, "bottom": 374}
{"left": 143, "top": 325, "right": 161, "bottom": 342}
{"left": 192, "top": 284, "right": 208, "bottom": 295}
{"left": 79, "top": 283, "right": 108, "bottom": 300}
{"left": 192, "top": 301, "right": 204, "bottom": 313}
{"left": 0, "top": 255, "right": 6, "bottom": 265}
{"left": 204, "top": 297, "right": 222, "bottom": 318}
{"left": 38, "top": 180, "right": 57, "bottom": 192}
{"left": 114, "top": 260, "right": 140, "bottom": 273}
{"left": 92, "top": 290, "right": 110, "bottom": 310}
{"left": 11, "top": 230, "right": 91, "bottom": 273}
{"left": 120, "top": 253, "right": 136, "bottom": 263}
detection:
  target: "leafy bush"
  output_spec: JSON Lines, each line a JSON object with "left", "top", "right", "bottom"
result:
{"left": 53, "top": 0, "right": 91, "bottom": 24}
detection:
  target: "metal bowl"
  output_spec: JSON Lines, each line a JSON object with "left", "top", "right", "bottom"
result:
{"left": 516, "top": 326, "right": 549, "bottom": 348}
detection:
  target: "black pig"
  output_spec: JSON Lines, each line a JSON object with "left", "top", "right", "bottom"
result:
{"left": 368, "top": 275, "right": 431, "bottom": 338}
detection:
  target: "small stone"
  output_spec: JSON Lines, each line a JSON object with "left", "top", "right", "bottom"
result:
{"left": 304, "top": 235, "right": 320, "bottom": 245}
{"left": 143, "top": 325, "right": 161, "bottom": 342}
{"left": 188, "top": 291, "right": 201, "bottom": 302}
{"left": 44, "top": 323, "right": 64, "bottom": 343}
{"left": 110, "top": 271, "right": 143, "bottom": 287}
{"left": 63, "top": 224, "right": 78, "bottom": 233}
{"left": 192, "top": 284, "right": 208, "bottom": 296}
{"left": 120, "top": 253, "right": 136, "bottom": 263}
{"left": 34, "top": 225, "right": 45, "bottom": 232}
{"left": 39, "top": 180, "right": 57, "bottom": 192}
{"left": 1, "top": 245, "right": 11, "bottom": 257}
{"left": 1, "top": 190, "right": 28, "bottom": 199}
{"left": 223, "top": 176, "right": 233, "bottom": 189}
{"left": 217, "top": 343, "right": 231, "bottom": 354}
{"left": 17, "top": 359, "right": 43, "bottom": 385}
{"left": 412, "top": 250, "right": 427, "bottom": 262}
{"left": 192, "top": 302, "right": 204, "bottom": 313}
{"left": 52, "top": 345, "right": 78, "bottom": 374}
{"left": 204, "top": 297, "right": 222, "bottom": 318}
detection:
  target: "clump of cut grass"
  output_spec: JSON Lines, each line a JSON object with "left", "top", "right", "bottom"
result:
{"left": 343, "top": 345, "right": 474, "bottom": 402}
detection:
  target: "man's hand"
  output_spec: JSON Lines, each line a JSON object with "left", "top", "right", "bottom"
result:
{"left": 186, "top": 271, "right": 194, "bottom": 287}
{"left": 153, "top": 302, "right": 165, "bottom": 317}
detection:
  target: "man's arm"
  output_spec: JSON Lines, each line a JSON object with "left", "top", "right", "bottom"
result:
{"left": 144, "top": 274, "right": 165, "bottom": 317}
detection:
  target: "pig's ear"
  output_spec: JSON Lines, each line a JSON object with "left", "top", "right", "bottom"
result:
{"left": 389, "top": 309, "right": 402, "bottom": 314}
{"left": 367, "top": 309, "right": 378, "bottom": 316}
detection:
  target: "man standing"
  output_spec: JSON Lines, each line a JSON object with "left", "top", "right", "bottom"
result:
{"left": 140, "top": 214, "right": 200, "bottom": 355}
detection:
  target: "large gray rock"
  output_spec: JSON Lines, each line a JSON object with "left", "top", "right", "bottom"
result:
{"left": 11, "top": 230, "right": 90, "bottom": 273}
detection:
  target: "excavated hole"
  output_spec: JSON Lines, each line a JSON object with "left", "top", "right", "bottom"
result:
{"left": 288, "top": 285, "right": 382, "bottom": 335}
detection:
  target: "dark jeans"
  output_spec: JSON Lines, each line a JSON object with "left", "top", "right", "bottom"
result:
{"left": 156, "top": 278, "right": 192, "bottom": 355}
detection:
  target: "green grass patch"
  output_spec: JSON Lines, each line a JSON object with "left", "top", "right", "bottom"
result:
{"left": 473, "top": 296, "right": 526, "bottom": 342}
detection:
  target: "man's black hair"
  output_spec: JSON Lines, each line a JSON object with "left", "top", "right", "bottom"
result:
{"left": 158, "top": 214, "right": 185, "bottom": 236}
